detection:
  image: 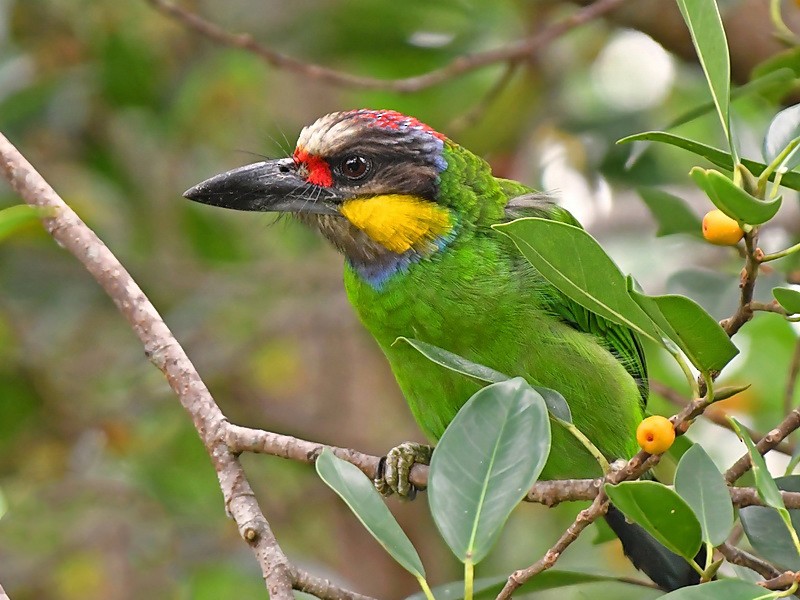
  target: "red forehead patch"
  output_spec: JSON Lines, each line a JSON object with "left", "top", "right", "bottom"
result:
{"left": 293, "top": 148, "right": 333, "bottom": 187}
{"left": 351, "top": 109, "right": 446, "bottom": 140}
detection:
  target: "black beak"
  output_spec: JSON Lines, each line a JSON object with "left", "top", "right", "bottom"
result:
{"left": 183, "top": 158, "right": 341, "bottom": 215}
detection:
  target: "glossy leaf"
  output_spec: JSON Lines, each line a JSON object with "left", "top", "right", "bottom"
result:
{"left": 404, "top": 570, "right": 654, "bottom": 600}
{"left": 0, "top": 204, "right": 40, "bottom": 243}
{"left": 740, "top": 506, "right": 800, "bottom": 571}
{"left": 396, "top": 338, "right": 571, "bottom": 422}
{"left": 729, "top": 417, "right": 785, "bottom": 510}
{"left": 690, "top": 168, "right": 781, "bottom": 225}
{"left": 315, "top": 448, "right": 425, "bottom": 578}
{"left": 395, "top": 337, "right": 508, "bottom": 384}
{"left": 495, "top": 218, "right": 663, "bottom": 346}
{"left": 628, "top": 283, "right": 739, "bottom": 373}
{"left": 675, "top": 0, "right": 734, "bottom": 161}
{"left": 637, "top": 188, "right": 702, "bottom": 237}
{"left": 773, "top": 287, "right": 800, "bottom": 315}
{"left": 659, "top": 579, "right": 774, "bottom": 599}
{"left": 764, "top": 104, "right": 800, "bottom": 172}
{"left": 753, "top": 46, "right": 800, "bottom": 81}
{"left": 674, "top": 444, "right": 733, "bottom": 546}
{"left": 618, "top": 131, "right": 800, "bottom": 191}
{"left": 670, "top": 68, "right": 796, "bottom": 131}
{"left": 428, "top": 378, "right": 550, "bottom": 564}
{"left": 604, "top": 481, "right": 702, "bottom": 560}
{"left": 625, "top": 68, "right": 796, "bottom": 168}
{"left": 739, "top": 475, "right": 800, "bottom": 571}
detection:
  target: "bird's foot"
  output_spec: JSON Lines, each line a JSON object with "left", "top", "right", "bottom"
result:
{"left": 374, "top": 442, "right": 433, "bottom": 500}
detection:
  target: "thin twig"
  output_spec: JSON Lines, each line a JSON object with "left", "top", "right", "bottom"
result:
{"left": 651, "top": 380, "right": 795, "bottom": 455}
{"left": 496, "top": 492, "right": 610, "bottom": 600}
{"left": 721, "top": 230, "right": 761, "bottom": 337}
{"left": 759, "top": 571, "right": 800, "bottom": 591}
{"left": 0, "top": 133, "right": 369, "bottom": 600}
{"left": 145, "top": 0, "right": 628, "bottom": 92}
{"left": 718, "top": 543, "right": 782, "bottom": 580}
{"left": 291, "top": 568, "right": 378, "bottom": 600}
{"left": 447, "top": 63, "right": 520, "bottom": 134}
{"left": 725, "top": 408, "right": 800, "bottom": 484}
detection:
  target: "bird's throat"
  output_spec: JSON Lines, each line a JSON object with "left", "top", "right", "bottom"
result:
{"left": 340, "top": 195, "right": 453, "bottom": 255}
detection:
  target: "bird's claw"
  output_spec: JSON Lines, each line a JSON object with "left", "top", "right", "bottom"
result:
{"left": 374, "top": 442, "right": 433, "bottom": 500}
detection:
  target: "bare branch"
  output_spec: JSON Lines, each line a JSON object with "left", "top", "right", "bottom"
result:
{"left": 292, "top": 568, "right": 379, "bottom": 600}
{"left": 718, "top": 543, "right": 782, "bottom": 580}
{"left": 496, "top": 492, "right": 609, "bottom": 600}
{"left": 758, "top": 571, "right": 800, "bottom": 591}
{"left": 651, "top": 380, "right": 795, "bottom": 455}
{"left": 721, "top": 230, "right": 760, "bottom": 337}
{"left": 145, "top": 0, "right": 628, "bottom": 92}
{"left": 0, "top": 132, "right": 367, "bottom": 600}
{"left": 725, "top": 408, "right": 800, "bottom": 485}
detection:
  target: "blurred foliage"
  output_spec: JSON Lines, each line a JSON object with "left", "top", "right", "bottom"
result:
{"left": 1, "top": 0, "right": 800, "bottom": 598}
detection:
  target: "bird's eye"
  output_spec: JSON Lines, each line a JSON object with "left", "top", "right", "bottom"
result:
{"left": 340, "top": 155, "right": 371, "bottom": 181}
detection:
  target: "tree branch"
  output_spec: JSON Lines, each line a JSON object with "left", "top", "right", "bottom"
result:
{"left": 718, "top": 543, "right": 782, "bottom": 580}
{"left": 651, "top": 380, "right": 795, "bottom": 455}
{"left": 0, "top": 132, "right": 370, "bottom": 600}
{"left": 725, "top": 407, "right": 800, "bottom": 485}
{"left": 145, "top": 0, "right": 628, "bottom": 92}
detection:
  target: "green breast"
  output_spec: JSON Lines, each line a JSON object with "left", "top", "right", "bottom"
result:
{"left": 343, "top": 232, "right": 644, "bottom": 480}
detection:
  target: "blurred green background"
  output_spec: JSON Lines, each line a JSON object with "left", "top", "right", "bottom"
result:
{"left": 1, "top": 0, "right": 799, "bottom": 598}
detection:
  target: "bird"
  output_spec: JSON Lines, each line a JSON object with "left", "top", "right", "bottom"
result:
{"left": 184, "top": 108, "right": 700, "bottom": 591}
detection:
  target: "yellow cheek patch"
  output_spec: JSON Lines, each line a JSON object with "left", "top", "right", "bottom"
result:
{"left": 340, "top": 195, "right": 453, "bottom": 254}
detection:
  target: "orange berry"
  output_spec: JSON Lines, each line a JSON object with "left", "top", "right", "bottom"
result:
{"left": 636, "top": 415, "right": 675, "bottom": 454}
{"left": 702, "top": 210, "right": 744, "bottom": 246}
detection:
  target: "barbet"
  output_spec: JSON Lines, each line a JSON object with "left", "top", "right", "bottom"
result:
{"left": 185, "top": 109, "right": 699, "bottom": 590}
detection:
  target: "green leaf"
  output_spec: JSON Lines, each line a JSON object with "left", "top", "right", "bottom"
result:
{"left": 753, "top": 47, "right": 800, "bottom": 83}
{"left": 0, "top": 204, "right": 40, "bottom": 242}
{"left": 675, "top": 0, "right": 735, "bottom": 162}
{"left": 690, "top": 167, "right": 781, "bottom": 225}
{"left": 670, "top": 68, "right": 797, "bottom": 130}
{"left": 773, "top": 287, "right": 800, "bottom": 315}
{"left": 428, "top": 378, "right": 551, "bottom": 564}
{"left": 659, "top": 579, "right": 774, "bottom": 599}
{"left": 740, "top": 505, "right": 800, "bottom": 570}
{"left": 618, "top": 131, "right": 800, "bottom": 191}
{"left": 315, "top": 448, "right": 425, "bottom": 578}
{"left": 395, "top": 338, "right": 572, "bottom": 422}
{"left": 740, "top": 475, "right": 800, "bottom": 571}
{"left": 637, "top": 188, "right": 702, "bottom": 237}
{"left": 625, "top": 69, "right": 796, "bottom": 169}
{"left": 674, "top": 445, "right": 733, "bottom": 546}
{"left": 729, "top": 417, "right": 785, "bottom": 509}
{"left": 404, "top": 570, "right": 655, "bottom": 600}
{"left": 628, "top": 282, "right": 739, "bottom": 373}
{"left": 763, "top": 104, "right": 800, "bottom": 172}
{"left": 494, "top": 218, "right": 663, "bottom": 346}
{"left": 604, "top": 480, "right": 702, "bottom": 560}
{"left": 394, "top": 337, "right": 508, "bottom": 384}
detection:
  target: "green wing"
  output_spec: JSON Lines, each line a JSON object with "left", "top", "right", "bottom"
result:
{"left": 500, "top": 181, "right": 649, "bottom": 406}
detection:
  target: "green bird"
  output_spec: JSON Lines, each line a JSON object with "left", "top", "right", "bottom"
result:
{"left": 184, "top": 109, "right": 700, "bottom": 590}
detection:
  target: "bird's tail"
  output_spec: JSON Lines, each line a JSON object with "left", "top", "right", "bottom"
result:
{"left": 604, "top": 504, "right": 704, "bottom": 591}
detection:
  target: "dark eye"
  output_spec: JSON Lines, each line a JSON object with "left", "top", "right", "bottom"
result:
{"left": 340, "top": 155, "right": 371, "bottom": 181}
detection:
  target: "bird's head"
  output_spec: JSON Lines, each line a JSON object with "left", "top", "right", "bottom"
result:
{"left": 184, "top": 109, "right": 492, "bottom": 286}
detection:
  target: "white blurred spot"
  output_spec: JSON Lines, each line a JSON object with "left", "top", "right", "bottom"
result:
{"left": 592, "top": 30, "right": 674, "bottom": 112}
{"left": 408, "top": 31, "right": 455, "bottom": 48}
{"left": 539, "top": 139, "right": 613, "bottom": 227}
